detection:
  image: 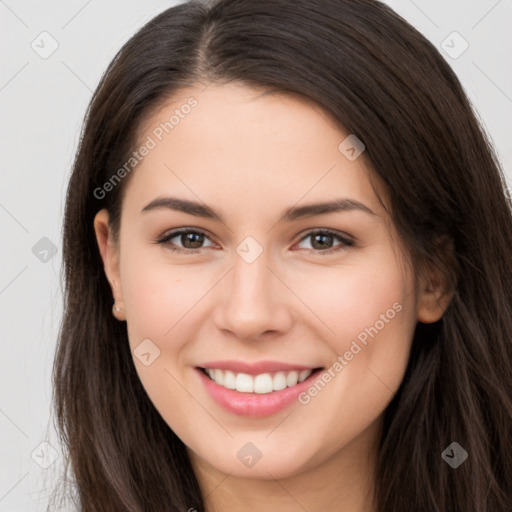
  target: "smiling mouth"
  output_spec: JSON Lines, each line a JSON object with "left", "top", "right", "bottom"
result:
{"left": 198, "top": 367, "right": 324, "bottom": 394}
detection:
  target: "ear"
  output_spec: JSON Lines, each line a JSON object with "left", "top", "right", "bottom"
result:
{"left": 416, "top": 239, "right": 455, "bottom": 324}
{"left": 93, "top": 209, "right": 126, "bottom": 321}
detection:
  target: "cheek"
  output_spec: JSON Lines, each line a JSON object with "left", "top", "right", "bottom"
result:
{"left": 288, "top": 250, "right": 417, "bottom": 402}
{"left": 289, "top": 257, "right": 416, "bottom": 455}
{"left": 119, "top": 247, "right": 211, "bottom": 340}
{"left": 117, "top": 249, "right": 209, "bottom": 417}
{"left": 287, "top": 253, "right": 411, "bottom": 349}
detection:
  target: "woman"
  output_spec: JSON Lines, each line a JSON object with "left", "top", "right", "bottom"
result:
{"left": 52, "top": 0, "right": 512, "bottom": 510}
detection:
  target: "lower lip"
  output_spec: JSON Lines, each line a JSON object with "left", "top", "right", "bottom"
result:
{"left": 196, "top": 367, "right": 323, "bottom": 417}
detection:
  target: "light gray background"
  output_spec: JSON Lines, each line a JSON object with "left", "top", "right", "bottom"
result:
{"left": 1, "top": 0, "right": 511, "bottom": 510}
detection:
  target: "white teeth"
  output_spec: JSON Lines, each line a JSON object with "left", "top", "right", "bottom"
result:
{"left": 286, "top": 371, "right": 299, "bottom": 387}
{"left": 272, "top": 371, "right": 287, "bottom": 391}
{"left": 235, "top": 373, "right": 253, "bottom": 392}
{"left": 298, "top": 369, "right": 311, "bottom": 383}
{"left": 254, "top": 373, "right": 273, "bottom": 394}
{"left": 204, "top": 368, "right": 314, "bottom": 393}
{"left": 223, "top": 370, "right": 236, "bottom": 390}
{"left": 214, "top": 369, "right": 223, "bottom": 386}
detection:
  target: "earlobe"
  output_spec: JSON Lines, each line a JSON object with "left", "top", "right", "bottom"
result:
{"left": 93, "top": 209, "right": 126, "bottom": 321}
{"left": 416, "top": 271, "right": 454, "bottom": 324}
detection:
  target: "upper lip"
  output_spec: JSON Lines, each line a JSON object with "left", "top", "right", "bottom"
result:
{"left": 197, "top": 360, "right": 322, "bottom": 375}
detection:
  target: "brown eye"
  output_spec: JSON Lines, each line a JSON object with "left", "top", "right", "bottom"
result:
{"left": 156, "top": 229, "right": 215, "bottom": 252}
{"left": 177, "top": 232, "right": 205, "bottom": 249}
{"left": 295, "top": 230, "right": 354, "bottom": 254}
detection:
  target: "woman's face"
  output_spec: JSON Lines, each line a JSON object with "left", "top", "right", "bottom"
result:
{"left": 95, "top": 82, "right": 445, "bottom": 482}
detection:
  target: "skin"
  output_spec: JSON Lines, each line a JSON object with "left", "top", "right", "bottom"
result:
{"left": 94, "top": 82, "right": 452, "bottom": 512}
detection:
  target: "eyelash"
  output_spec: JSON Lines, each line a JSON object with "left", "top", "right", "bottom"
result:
{"left": 155, "top": 228, "right": 355, "bottom": 256}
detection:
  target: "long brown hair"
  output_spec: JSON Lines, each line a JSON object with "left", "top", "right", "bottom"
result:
{"left": 51, "top": 0, "right": 512, "bottom": 510}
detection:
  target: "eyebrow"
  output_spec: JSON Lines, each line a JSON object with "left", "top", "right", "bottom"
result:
{"left": 140, "top": 196, "right": 376, "bottom": 223}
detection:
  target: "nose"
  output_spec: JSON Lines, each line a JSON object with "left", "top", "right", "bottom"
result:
{"left": 213, "top": 248, "right": 294, "bottom": 341}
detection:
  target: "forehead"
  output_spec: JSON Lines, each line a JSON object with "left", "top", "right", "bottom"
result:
{"left": 123, "top": 82, "right": 385, "bottom": 219}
